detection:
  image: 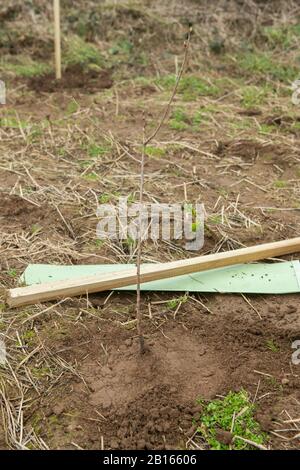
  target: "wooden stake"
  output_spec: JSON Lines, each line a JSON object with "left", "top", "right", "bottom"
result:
{"left": 6, "top": 237, "right": 300, "bottom": 308}
{"left": 53, "top": 0, "right": 61, "bottom": 80}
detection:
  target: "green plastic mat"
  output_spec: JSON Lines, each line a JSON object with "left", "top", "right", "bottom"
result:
{"left": 21, "top": 261, "right": 300, "bottom": 294}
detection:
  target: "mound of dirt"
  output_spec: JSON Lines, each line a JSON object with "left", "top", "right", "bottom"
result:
{"left": 39, "top": 323, "right": 224, "bottom": 450}
{"left": 27, "top": 64, "right": 113, "bottom": 93}
{"left": 82, "top": 330, "right": 224, "bottom": 449}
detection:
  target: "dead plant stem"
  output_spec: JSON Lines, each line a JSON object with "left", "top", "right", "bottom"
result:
{"left": 135, "top": 27, "right": 192, "bottom": 354}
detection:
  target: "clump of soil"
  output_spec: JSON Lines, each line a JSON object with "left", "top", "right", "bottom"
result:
{"left": 214, "top": 138, "right": 292, "bottom": 169}
{"left": 0, "top": 193, "right": 60, "bottom": 231}
{"left": 27, "top": 64, "right": 113, "bottom": 93}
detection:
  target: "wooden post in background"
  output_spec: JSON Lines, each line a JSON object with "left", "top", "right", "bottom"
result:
{"left": 53, "top": 0, "right": 61, "bottom": 80}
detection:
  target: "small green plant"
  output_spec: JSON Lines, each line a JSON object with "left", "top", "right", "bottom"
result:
{"left": 127, "top": 193, "right": 136, "bottom": 204}
{"left": 273, "top": 179, "right": 287, "bottom": 189}
{"left": 192, "top": 111, "right": 203, "bottom": 127}
{"left": 292, "top": 122, "right": 300, "bottom": 132}
{"left": 66, "top": 99, "right": 79, "bottom": 115}
{"left": 109, "top": 39, "right": 133, "bottom": 57}
{"left": 266, "top": 339, "right": 280, "bottom": 352}
{"left": 93, "top": 239, "right": 104, "bottom": 248}
{"left": 218, "top": 188, "right": 228, "bottom": 198}
{"left": 8, "top": 268, "right": 17, "bottom": 278}
{"left": 31, "top": 224, "right": 42, "bottom": 235}
{"left": 98, "top": 193, "right": 111, "bottom": 203}
{"left": 123, "top": 236, "right": 135, "bottom": 249}
{"left": 145, "top": 146, "right": 166, "bottom": 157}
{"left": 31, "top": 366, "right": 51, "bottom": 379}
{"left": 240, "top": 86, "right": 269, "bottom": 108}
{"left": 88, "top": 143, "right": 110, "bottom": 158}
{"left": 167, "top": 294, "right": 188, "bottom": 310}
{"left": 98, "top": 191, "right": 120, "bottom": 203}
{"left": 169, "top": 108, "right": 190, "bottom": 131}
{"left": 21, "top": 330, "right": 36, "bottom": 345}
{"left": 259, "top": 123, "right": 276, "bottom": 134}
{"left": 28, "top": 124, "right": 44, "bottom": 142}
{"left": 83, "top": 171, "right": 98, "bottom": 181}
{"left": 196, "top": 390, "right": 267, "bottom": 450}
{"left": 48, "top": 415, "right": 60, "bottom": 425}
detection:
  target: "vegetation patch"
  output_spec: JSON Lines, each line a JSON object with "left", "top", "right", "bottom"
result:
{"left": 262, "top": 24, "right": 300, "bottom": 49}
{"left": 158, "top": 75, "right": 219, "bottom": 100}
{"left": 145, "top": 146, "right": 166, "bottom": 157}
{"left": 238, "top": 51, "right": 297, "bottom": 82}
{"left": 240, "top": 85, "right": 270, "bottom": 108}
{"left": 0, "top": 55, "right": 50, "bottom": 77}
{"left": 169, "top": 108, "right": 190, "bottom": 131}
{"left": 64, "top": 35, "right": 103, "bottom": 68}
{"left": 195, "top": 390, "right": 267, "bottom": 450}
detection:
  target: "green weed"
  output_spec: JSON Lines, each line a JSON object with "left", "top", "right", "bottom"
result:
{"left": 98, "top": 193, "right": 111, "bottom": 203}
{"left": 266, "top": 339, "right": 280, "bottom": 352}
{"left": 169, "top": 108, "right": 190, "bottom": 131}
{"left": 263, "top": 24, "right": 300, "bottom": 49}
{"left": 273, "top": 179, "right": 287, "bottom": 188}
{"left": 240, "top": 85, "right": 270, "bottom": 108}
{"left": 109, "top": 39, "right": 133, "bottom": 56}
{"left": 8, "top": 268, "right": 18, "bottom": 278}
{"left": 259, "top": 123, "right": 276, "bottom": 134}
{"left": 0, "top": 115, "right": 28, "bottom": 129}
{"left": 158, "top": 75, "right": 219, "bottom": 100}
{"left": 31, "top": 224, "right": 42, "bottom": 235}
{"left": 238, "top": 52, "right": 297, "bottom": 82}
{"left": 65, "top": 35, "right": 103, "bottom": 67}
{"left": 66, "top": 99, "right": 79, "bottom": 115}
{"left": 21, "top": 330, "right": 36, "bottom": 345}
{"left": 167, "top": 295, "right": 188, "bottom": 310}
{"left": 31, "top": 366, "right": 51, "bottom": 379}
{"left": 263, "top": 26, "right": 292, "bottom": 48}
{"left": 83, "top": 171, "right": 99, "bottom": 181}
{"left": 1, "top": 56, "right": 50, "bottom": 77}
{"left": 196, "top": 390, "right": 267, "bottom": 450}
{"left": 88, "top": 143, "right": 110, "bottom": 157}
{"left": 145, "top": 146, "right": 166, "bottom": 157}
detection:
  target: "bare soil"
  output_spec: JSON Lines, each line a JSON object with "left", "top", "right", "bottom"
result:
{"left": 27, "top": 65, "right": 113, "bottom": 93}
